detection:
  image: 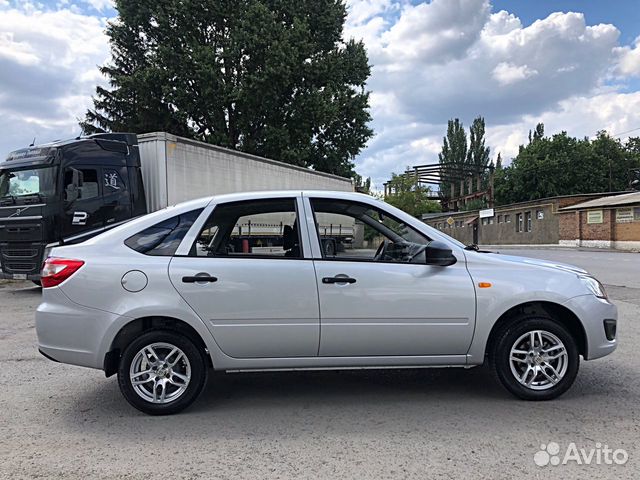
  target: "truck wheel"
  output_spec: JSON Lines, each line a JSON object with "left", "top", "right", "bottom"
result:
{"left": 117, "top": 330, "right": 207, "bottom": 415}
{"left": 324, "top": 240, "right": 336, "bottom": 257}
{"left": 490, "top": 316, "right": 579, "bottom": 401}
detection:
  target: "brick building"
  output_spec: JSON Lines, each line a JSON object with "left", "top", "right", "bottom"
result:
{"left": 558, "top": 191, "right": 640, "bottom": 250}
{"left": 423, "top": 192, "right": 628, "bottom": 247}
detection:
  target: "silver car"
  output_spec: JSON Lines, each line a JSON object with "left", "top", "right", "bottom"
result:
{"left": 36, "top": 191, "right": 617, "bottom": 414}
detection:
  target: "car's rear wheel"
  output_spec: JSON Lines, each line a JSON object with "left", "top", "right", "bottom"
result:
{"left": 117, "top": 330, "right": 207, "bottom": 415}
{"left": 490, "top": 316, "right": 579, "bottom": 400}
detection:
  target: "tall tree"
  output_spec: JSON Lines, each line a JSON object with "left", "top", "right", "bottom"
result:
{"left": 467, "top": 116, "right": 490, "bottom": 174}
{"left": 82, "top": 0, "right": 373, "bottom": 177}
{"left": 495, "top": 152, "right": 502, "bottom": 170}
{"left": 528, "top": 122, "right": 544, "bottom": 144}
{"left": 438, "top": 118, "right": 468, "bottom": 198}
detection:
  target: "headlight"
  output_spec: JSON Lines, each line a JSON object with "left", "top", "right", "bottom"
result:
{"left": 580, "top": 275, "right": 608, "bottom": 299}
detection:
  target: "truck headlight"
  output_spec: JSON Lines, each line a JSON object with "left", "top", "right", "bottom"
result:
{"left": 580, "top": 275, "right": 608, "bottom": 299}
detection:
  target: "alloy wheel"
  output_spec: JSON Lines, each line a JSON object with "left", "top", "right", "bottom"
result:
{"left": 129, "top": 342, "right": 191, "bottom": 404}
{"left": 509, "top": 330, "right": 569, "bottom": 391}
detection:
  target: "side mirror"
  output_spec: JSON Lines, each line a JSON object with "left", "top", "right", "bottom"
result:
{"left": 425, "top": 240, "right": 457, "bottom": 266}
{"left": 65, "top": 168, "right": 83, "bottom": 204}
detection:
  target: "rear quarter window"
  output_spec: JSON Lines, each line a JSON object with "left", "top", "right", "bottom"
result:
{"left": 125, "top": 209, "right": 203, "bottom": 256}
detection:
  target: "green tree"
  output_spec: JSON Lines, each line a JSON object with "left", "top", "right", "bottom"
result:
{"left": 384, "top": 172, "right": 441, "bottom": 218}
{"left": 495, "top": 152, "right": 502, "bottom": 170}
{"left": 438, "top": 118, "right": 468, "bottom": 198}
{"left": 528, "top": 122, "right": 544, "bottom": 144}
{"left": 467, "top": 116, "right": 490, "bottom": 174}
{"left": 353, "top": 173, "right": 371, "bottom": 194}
{"left": 82, "top": 0, "right": 373, "bottom": 177}
{"left": 493, "top": 127, "right": 640, "bottom": 205}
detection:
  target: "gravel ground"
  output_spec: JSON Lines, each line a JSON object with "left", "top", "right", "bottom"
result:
{"left": 0, "top": 249, "right": 638, "bottom": 479}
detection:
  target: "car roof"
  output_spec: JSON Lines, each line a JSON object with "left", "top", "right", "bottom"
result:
{"left": 208, "top": 189, "right": 375, "bottom": 205}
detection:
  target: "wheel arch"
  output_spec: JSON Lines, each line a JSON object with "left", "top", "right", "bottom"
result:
{"left": 485, "top": 301, "right": 587, "bottom": 360}
{"left": 103, "top": 316, "right": 213, "bottom": 377}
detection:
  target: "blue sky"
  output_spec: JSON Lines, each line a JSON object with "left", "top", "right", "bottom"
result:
{"left": 2, "top": 0, "right": 640, "bottom": 187}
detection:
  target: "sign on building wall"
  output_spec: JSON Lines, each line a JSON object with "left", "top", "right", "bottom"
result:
{"left": 479, "top": 208, "right": 494, "bottom": 219}
{"left": 587, "top": 210, "right": 603, "bottom": 224}
{"left": 616, "top": 208, "right": 634, "bottom": 223}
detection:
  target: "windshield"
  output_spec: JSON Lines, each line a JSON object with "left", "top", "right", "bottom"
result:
{"left": 0, "top": 166, "right": 57, "bottom": 199}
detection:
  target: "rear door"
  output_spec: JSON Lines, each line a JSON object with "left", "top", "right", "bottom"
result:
{"left": 168, "top": 196, "right": 320, "bottom": 358}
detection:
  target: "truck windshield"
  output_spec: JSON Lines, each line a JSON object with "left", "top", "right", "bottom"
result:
{"left": 0, "top": 166, "right": 57, "bottom": 200}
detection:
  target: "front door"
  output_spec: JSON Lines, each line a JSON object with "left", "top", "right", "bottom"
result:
{"left": 169, "top": 197, "right": 320, "bottom": 358}
{"left": 308, "top": 197, "right": 476, "bottom": 357}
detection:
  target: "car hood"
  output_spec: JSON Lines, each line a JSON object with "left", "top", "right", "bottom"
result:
{"left": 482, "top": 252, "right": 588, "bottom": 275}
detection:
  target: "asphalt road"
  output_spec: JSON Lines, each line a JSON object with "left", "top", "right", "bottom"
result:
{"left": 0, "top": 248, "right": 638, "bottom": 479}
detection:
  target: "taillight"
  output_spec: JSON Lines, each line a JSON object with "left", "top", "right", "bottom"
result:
{"left": 41, "top": 258, "right": 85, "bottom": 288}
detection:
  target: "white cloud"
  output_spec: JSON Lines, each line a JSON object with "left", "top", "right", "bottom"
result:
{"left": 492, "top": 62, "right": 538, "bottom": 85}
{"left": 347, "top": 1, "right": 626, "bottom": 186}
{"left": 488, "top": 92, "right": 640, "bottom": 161}
{"left": 616, "top": 36, "right": 640, "bottom": 76}
{"left": 380, "top": 0, "right": 490, "bottom": 68}
{"left": 82, "top": 0, "right": 114, "bottom": 12}
{"left": 0, "top": 4, "right": 109, "bottom": 155}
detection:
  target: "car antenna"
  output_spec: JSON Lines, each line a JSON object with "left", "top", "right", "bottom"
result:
{"left": 29, "top": 137, "right": 36, "bottom": 147}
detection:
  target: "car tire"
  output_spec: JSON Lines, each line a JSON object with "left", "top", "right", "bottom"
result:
{"left": 117, "top": 330, "right": 207, "bottom": 415}
{"left": 490, "top": 315, "right": 580, "bottom": 401}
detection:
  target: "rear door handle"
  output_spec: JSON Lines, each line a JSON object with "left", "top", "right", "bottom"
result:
{"left": 322, "top": 276, "right": 356, "bottom": 284}
{"left": 182, "top": 275, "right": 218, "bottom": 283}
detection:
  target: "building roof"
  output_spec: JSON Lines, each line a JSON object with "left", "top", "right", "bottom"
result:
{"left": 559, "top": 191, "right": 640, "bottom": 211}
{"left": 421, "top": 191, "right": 630, "bottom": 221}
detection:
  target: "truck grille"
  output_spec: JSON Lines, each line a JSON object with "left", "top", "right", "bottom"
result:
{"left": 3, "top": 248, "right": 39, "bottom": 258}
{"left": 0, "top": 244, "right": 42, "bottom": 275}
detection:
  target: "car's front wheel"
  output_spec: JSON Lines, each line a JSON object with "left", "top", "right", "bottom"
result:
{"left": 117, "top": 330, "right": 207, "bottom": 415}
{"left": 490, "top": 316, "right": 580, "bottom": 400}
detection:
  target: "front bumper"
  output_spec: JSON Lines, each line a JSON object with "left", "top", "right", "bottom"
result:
{"left": 0, "top": 271, "right": 40, "bottom": 281}
{"left": 563, "top": 294, "right": 618, "bottom": 360}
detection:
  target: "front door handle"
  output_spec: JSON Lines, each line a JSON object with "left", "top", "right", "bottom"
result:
{"left": 182, "top": 275, "right": 218, "bottom": 283}
{"left": 322, "top": 276, "right": 356, "bottom": 284}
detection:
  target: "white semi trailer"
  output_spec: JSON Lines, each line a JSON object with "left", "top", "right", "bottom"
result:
{"left": 137, "top": 132, "right": 353, "bottom": 211}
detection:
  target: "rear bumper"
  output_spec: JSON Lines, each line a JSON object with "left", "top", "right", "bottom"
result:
{"left": 36, "top": 287, "right": 123, "bottom": 370}
{"left": 563, "top": 294, "right": 618, "bottom": 360}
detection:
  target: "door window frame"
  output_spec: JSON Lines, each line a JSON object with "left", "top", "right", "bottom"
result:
{"left": 304, "top": 196, "right": 432, "bottom": 265}
{"left": 179, "top": 196, "right": 312, "bottom": 260}
{"left": 62, "top": 166, "right": 103, "bottom": 204}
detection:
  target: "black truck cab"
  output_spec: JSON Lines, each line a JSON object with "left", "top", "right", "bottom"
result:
{"left": 0, "top": 133, "right": 147, "bottom": 281}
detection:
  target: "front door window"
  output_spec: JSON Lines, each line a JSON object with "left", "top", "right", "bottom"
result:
{"left": 311, "top": 198, "right": 429, "bottom": 263}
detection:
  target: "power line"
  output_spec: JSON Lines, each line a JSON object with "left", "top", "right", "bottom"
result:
{"left": 610, "top": 126, "right": 640, "bottom": 138}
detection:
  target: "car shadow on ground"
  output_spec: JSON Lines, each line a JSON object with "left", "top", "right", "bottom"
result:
{"left": 54, "top": 359, "right": 631, "bottom": 440}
